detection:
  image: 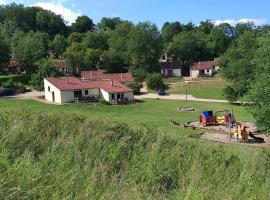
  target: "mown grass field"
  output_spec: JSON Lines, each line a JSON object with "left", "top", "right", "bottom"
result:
{"left": 0, "top": 102, "right": 269, "bottom": 200}
{"left": 166, "top": 76, "right": 229, "bottom": 100}
{"left": 0, "top": 99, "right": 253, "bottom": 137}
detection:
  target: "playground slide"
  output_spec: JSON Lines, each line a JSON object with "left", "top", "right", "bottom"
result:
{"left": 249, "top": 133, "right": 265, "bottom": 143}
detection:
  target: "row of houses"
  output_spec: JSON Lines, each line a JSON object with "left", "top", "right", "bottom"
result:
{"left": 44, "top": 70, "right": 135, "bottom": 104}
{"left": 160, "top": 56, "right": 220, "bottom": 78}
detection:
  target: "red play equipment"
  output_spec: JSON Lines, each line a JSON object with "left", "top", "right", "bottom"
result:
{"left": 200, "top": 111, "right": 217, "bottom": 127}
{"left": 200, "top": 110, "right": 236, "bottom": 127}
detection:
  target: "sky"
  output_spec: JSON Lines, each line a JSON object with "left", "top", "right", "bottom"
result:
{"left": 1, "top": 0, "right": 269, "bottom": 28}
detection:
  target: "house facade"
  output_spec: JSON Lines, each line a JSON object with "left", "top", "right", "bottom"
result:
{"left": 160, "top": 62, "right": 182, "bottom": 77}
{"left": 44, "top": 75, "right": 134, "bottom": 104}
{"left": 159, "top": 54, "right": 182, "bottom": 77}
{"left": 190, "top": 58, "right": 219, "bottom": 78}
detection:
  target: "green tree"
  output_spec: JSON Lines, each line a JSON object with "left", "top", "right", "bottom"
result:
{"left": 99, "top": 51, "right": 127, "bottom": 73}
{"left": 249, "top": 33, "right": 270, "bottom": 131}
{"left": 0, "top": 32, "right": 10, "bottom": 66}
{"left": 64, "top": 43, "right": 85, "bottom": 75}
{"left": 35, "top": 9, "right": 67, "bottom": 38}
{"left": 124, "top": 82, "right": 140, "bottom": 94}
{"left": 83, "top": 48, "right": 102, "bottom": 70}
{"left": 146, "top": 73, "right": 164, "bottom": 90}
{"left": 161, "top": 21, "right": 183, "bottom": 44}
{"left": 167, "top": 31, "right": 210, "bottom": 64}
{"left": 11, "top": 31, "right": 48, "bottom": 73}
{"left": 71, "top": 16, "right": 95, "bottom": 33}
{"left": 220, "top": 31, "right": 257, "bottom": 101}
{"left": 97, "top": 17, "right": 122, "bottom": 30}
{"left": 82, "top": 31, "right": 109, "bottom": 50}
{"left": 128, "top": 22, "right": 162, "bottom": 72}
{"left": 49, "top": 34, "right": 68, "bottom": 57}
{"left": 108, "top": 21, "right": 133, "bottom": 66}
{"left": 68, "top": 32, "right": 83, "bottom": 43}
{"left": 31, "top": 58, "right": 62, "bottom": 90}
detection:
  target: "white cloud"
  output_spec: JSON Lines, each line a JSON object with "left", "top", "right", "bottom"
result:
{"left": 212, "top": 18, "right": 267, "bottom": 26}
{"left": 0, "top": 0, "right": 6, "bottom": 5}
{"left": 32, "top": 2, "right": 81, "bottom": 24}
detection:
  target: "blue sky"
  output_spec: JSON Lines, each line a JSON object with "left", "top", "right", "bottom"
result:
{"left": 1, "top": 0, "right": 269, "bottom": 27}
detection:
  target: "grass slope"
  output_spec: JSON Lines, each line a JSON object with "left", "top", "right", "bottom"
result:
{"left": 0, "top": 108, "right": 270, "bottom": 199}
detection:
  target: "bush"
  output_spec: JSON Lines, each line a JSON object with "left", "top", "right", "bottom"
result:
{"left": 125, "top": 82, "right": 140, "bottom": 94}
{"left": 146, "top": 73, "right": 164, "bottom": 90}
{"left": 1, "top": 79, "right": 26, "bottom": 93}
{"left": 100, "top": 99, "right": 111, "bottom": 105}
{"left": 129, "top": 66, "right": 147, "bottom": 82}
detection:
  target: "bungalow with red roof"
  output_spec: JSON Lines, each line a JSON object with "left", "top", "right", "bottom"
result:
{"left": 190, "top": 58, "right": 219, "bottom": 78}
{"left": 44, "top": 76, "right": 134, "bottom": 104}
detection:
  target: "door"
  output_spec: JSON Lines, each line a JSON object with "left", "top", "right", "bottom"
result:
{"left": 74, "top": 91, "right": 82, "bottom": 100}
{"left": 52, "top": 91, "right": 55, "bottom": 102}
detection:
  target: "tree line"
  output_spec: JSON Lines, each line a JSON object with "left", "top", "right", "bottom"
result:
{"left": 1, "top": 3, "right": 251, "bottom": 77}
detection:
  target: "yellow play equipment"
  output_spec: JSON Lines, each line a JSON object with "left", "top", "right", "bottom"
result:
{"left": 233, "top": 124, "right": 249, "bottom": 143}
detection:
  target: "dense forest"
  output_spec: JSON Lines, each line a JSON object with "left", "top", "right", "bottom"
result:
{"left": 1, "top": 3, "right": 270, "bottom": 130}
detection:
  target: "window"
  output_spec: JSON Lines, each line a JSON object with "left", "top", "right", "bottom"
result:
{"left": 207, "top": 69, "right": 210, "bottom": 73}
{"left": 48, "top": 86, "right": 50, "bottom": 92}
{"left": 112, "top": 94, "right": 115, "bottom": 99}
{"left": 85, "top": 90, "right": 88, "bottom": 95}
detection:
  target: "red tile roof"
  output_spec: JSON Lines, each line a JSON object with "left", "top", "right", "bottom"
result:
{"left": 160, "top": 61, "right": 181, "bottom": 69}
{"left": 190, "top": 59, "right": 219, "bottom": 70}
{"left": 81, "top": 70, "right": 134, "bottom": 83}
{"left": 44, "top": 77, "right": 133, "bottom": 94}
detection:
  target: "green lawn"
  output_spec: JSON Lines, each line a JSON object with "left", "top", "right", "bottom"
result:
{"left": 168, "top": 87, "right": 225, "bottom": 100}
{"left": 166, "top": 76, "right": 229, "bottom": 100}
{"left": 0, "top": 98, "right": 253, "bottom": 137}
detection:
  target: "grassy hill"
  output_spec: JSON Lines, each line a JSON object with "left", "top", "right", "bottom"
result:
{"left": 1, "top": 107, "right": 270, "bottom": 199}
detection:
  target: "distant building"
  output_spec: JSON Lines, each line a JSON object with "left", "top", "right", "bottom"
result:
{"left": 54, "top": 60, "right": 69, "bottom": 74}
{"left": 1, "top": 61, "right": 21, "bottom": 74}
{"left": 190, "top": 58, "right": 219, "bottom": 78}
{"left": 159, "top": 54, "right": 182, "bottom": 77}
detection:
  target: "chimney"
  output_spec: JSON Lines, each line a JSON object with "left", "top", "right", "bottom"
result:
{"left": 121, "top": 73, "right": 123, "bottom": 79}
{"left": 65, "top": 76, "right": 68, "bottom": 84}
{"left": 91, "top": 71, "right": 93, "bottom": 77}
{"left": 111, "top": 80, "right": 113, "bottom": 86}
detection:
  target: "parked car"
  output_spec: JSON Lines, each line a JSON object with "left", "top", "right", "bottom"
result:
{"left": 158, "top": 88, "right": 166, "bottom": 96}
{"left": 0, "top": 88, "right": 16, "bottom": 96}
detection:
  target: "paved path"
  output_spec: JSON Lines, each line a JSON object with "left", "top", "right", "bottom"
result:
{"left": 135, "top": 93, "right": 230, "bottom": 103}
{"left": 2, "top": 91, "right": 232, "bottom": 104}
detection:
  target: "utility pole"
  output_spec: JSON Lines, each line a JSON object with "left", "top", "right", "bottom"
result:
{"left": 185, "top": 81, "right": 188, "bottom": 101}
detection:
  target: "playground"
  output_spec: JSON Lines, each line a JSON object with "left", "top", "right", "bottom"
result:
{"left": 185, "top": 110, "right": 270, "bottom": 147}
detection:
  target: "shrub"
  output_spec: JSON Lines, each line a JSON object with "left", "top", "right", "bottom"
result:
{"left": 146, "top": 73, "right": 164, "bottom": 90}
{"left": 125, "top": 82, "right": 140, "bottom": 94}
{"left": 129, "top": 66, "right": 147, "bottom": 82}
{"left": 2, "top": 79, "right": 26, "bottom": 93}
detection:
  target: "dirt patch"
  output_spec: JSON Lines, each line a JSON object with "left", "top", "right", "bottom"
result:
{"left": 186, "top": 121, "right": 257, "bottom": 132}
{"left": 201, "top": 132, "right": 270, "bottom": 147}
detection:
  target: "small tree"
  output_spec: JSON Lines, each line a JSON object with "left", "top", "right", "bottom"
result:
{"left": 31, "top": 59, "right": 62, "bottom": 91}
{"left": 125, "top": 82, "right": 140, "bottom": 94}
{"left": 146, "top": 73, "right": 164, "bottom": 90}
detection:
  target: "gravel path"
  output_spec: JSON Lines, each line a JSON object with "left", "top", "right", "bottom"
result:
{"left": 135, "top": 93, "right": 230, "bottom": 103}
